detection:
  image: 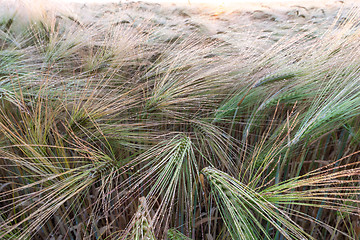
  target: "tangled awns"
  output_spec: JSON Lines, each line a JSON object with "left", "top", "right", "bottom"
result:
{"left": 0, "top": 0, "right": 360, "bottom": 239}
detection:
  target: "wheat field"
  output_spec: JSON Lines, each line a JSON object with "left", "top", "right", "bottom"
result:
{"left": 0, "top": 0, "right": 359, "bottom": 239}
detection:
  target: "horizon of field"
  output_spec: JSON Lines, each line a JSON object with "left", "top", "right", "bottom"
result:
{"left": 61, "top": 0, "right": 317, "bottom": 6}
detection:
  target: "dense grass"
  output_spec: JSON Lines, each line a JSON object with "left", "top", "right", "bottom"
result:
{"left": 0, "top": 3, "right": 359, "bottom": 240}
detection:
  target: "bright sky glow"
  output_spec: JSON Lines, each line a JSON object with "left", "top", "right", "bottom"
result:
{"left": 60, "top": 0, "right": 316, "bottom": 12}
{"left": 63, "top": 0, "right": 303, "bottom": 4}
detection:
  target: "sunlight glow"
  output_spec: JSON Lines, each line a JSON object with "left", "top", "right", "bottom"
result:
{"left": 63, "top": 0, "right": 302, "bottom": 5}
